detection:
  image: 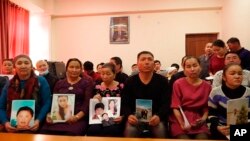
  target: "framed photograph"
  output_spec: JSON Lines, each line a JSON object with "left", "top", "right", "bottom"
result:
{"left": 135, "top": 99, "right": 152, "bottom": 122}
{"left": 89, "top": 97, "right": 121, "bottom": 125}
{"left": 227, "top": 98, "right": 248, "bottom": 125}
{"left": 110, "top": 16, "right": 129, "bottom": 44}
{"left": 10, "top": 100, "right": 35, "bottom": 129}
{"left": 50, "top": 94, "right": 75, "bottom": 123}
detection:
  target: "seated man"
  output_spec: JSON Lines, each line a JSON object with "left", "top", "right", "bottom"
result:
{"left": 121, "top": 51, "right": 171, "bottom": 138}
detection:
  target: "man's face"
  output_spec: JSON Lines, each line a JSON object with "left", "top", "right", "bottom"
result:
{"left": 137, "top": 54, "right": 154, "bottom": 73}
{"left": 36, "top": 61, "right": 48, "bottom": 74}
{"left": 16, "top": 110, "right": 33, "bottom": 128}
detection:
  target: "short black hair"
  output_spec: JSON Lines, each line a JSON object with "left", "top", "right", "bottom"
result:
{"left": 154, "top": 60, "right": 161, "bottom": 64}
{"left": 171, "top": 63, "right": 180, "bottom": 71}
{"left": 16, "top": 106, "right": 34, "bottom": 117}
{"left": 110, "top": 57, "right": 123, "bottom": 68}
{"left": 212, "top": 39, "right": 225, "bottom": 48}
{"left": 137, "top": 51, "right": 154, "bottom": 60}
{"left": 227, "top": 37, "right": 240, "bottom": 45}
{"left": 83, "top": 61, "right": 94, "bottom": 71}
{"left": 95, "top": 102, "right": 104, "bottom": 110}
{"left": 102, "top": 63, "right": 116, "bottom": 74}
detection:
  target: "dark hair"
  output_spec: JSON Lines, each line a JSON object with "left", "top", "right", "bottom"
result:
{"left": 183, "top": 56, "right": 200, "bottom": 67}
{"left": 66, "top": 58, "right": 82, "bottom": 71}
{"left": 58, "top": 95, "right": 68, "bottom": 120}
{"left": 95, "top": 102, "right": 104, "bottom": 110}
{"left": 83, "top": 61, "right": 94, "bottom": 71}
{"left": 16, "top": 106, "right": 34, "bottom": 117}
{"left": 154, "top": 60, "right": 161, "bottom": 64}
{"left": 137, "top": 51, "right": 154, "bottom": 60}
{"left": 224, "top": 52, "right": 240, "bottom": 60}
{"left": 97, "top": 62, "right": 104, "bottom": 69}
{"left": 108, "top": 99, "right": 117, "bottom": 115}
{"left": 101, "top": 112, "right": 108, "bottom": 117}
{"left": 2, "top": 58, "right": 13, "bottom": 64}
{"left": 110, "top": 57, "right": 123, "bottom": 68}
{"left": 212, "top": 39, "right": 225, "bottom": 48}
{"left": 227, "top": 37, "right": 240, "bottom": 45}
{"left": 131, "top": 64, "right": 137, "bottom": 67}
{"left": 171, "top": 63, "right": 180, "bottom": 71}
{"left": 222, "top": 63, "right": 242, "bottom": 77}
{"left": 102, "top": 63, "right": 116, "bottom": 74}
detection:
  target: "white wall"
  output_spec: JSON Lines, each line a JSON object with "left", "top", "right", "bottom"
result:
{"left": 50, "top": 0, "right": 222, "bottom": 74}
{"left": 221, "top": 0, "right": 250, "bottom": 48}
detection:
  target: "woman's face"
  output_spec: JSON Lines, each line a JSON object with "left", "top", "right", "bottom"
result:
{"left": 101, "top": 67, "right": 115, "bottom": 83}
{"left": 223, "top": 65, "right": 243, "bottom": 88}
{"left": 58, "top": 96, "right": 68, "bottom": 108}
{"left": 183, "top": 58, "right": 201, "bottom": 78}
{"left": 16, "top": 110, "right": 33, "bottom": 128}
{"left": 15, "top": 57, "right": 32, "bottom": 77}
{"left": 2, "top": 60, "right": 14, "bottom": 74}
{"left": 109, "top": 100, "right": 115, "bottom": 109}
{"left": 97, "top": 65, "right": 103, "bottom": 73}
{"left": 67, "top": 61, "right": 82, "bottom": 78}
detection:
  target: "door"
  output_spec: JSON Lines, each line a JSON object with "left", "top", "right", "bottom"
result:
{"left": 186, "top": 33, "right": 218, "bottom": 58}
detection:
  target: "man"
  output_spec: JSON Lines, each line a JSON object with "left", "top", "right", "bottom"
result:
{"left": 36, "top": 60, "right": 58, "bottom": 94}
{"left": 212, "top": 52, "right": 250, "bottom": 88}
{"left": 199, "top": 42, "right": 213, "bottom": 79}
{"left": 154, "top": 60, "right": 167, "bottom": 76}
{"left": 227, "top": 37, "right": 250, "bottom": 70}
{"left": 83, "top": 61, "right": 101, "bottom": 83}
{"left": 110, "top": 56, "right": 128, "bottom": 83}
{"left": 121, "top": 51, "right": 171, "bottom": 138}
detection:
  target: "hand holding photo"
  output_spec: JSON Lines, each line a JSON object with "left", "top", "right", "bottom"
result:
{"left": 227, "top": 98, "right": 248, "bottom": 125}
{"left": 135, "top": 99, "right": 152, "bottom": 122}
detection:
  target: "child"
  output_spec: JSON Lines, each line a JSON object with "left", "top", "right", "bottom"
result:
{"left": 16, "top": 106, "right": 34, "bottom": 130}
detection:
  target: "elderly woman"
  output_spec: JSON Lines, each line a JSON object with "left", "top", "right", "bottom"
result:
{"left": 40, "top": 58, "right": 93, "bottom": 135}
{"left": 0, "top": 54, "right": 51, "bottom": 132}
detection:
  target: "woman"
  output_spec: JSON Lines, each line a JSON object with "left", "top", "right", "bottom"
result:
{"left": 87, "top": 63, "right": 124, "bottom": 137}
{"left": 208, "top": 63, "right": 250, "bottom": 139}
{"left": 107, "top": 99, "right": 117, "bottom": 117}
{"left": 0, "top": 54, "right": 51, "bottom": 132}
{"left": 170, "top": 56, "right": 211, "bottom": 139}
{"left": 54, "top": 95, "right": 72, "bottom": 120}
{"left": 40, "top": 58, "right": 93, "bottom": 135}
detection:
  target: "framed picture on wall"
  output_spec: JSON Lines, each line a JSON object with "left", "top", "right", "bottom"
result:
{"left": 110, "top": 16, "right": 129, "bottom": 44}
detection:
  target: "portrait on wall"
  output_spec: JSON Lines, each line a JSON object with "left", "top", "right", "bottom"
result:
{"left": 110, "top": 16, "right": 129, "bottom": 44}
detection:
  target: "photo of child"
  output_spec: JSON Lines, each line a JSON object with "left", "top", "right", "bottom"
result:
{"left": 101, "top": 113, "right": 115, "bottom": 127}
{"left": 16, "top": 106, "right": 34, "bottom": 130}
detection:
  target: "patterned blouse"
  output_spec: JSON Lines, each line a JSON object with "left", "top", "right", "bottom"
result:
{"left": 94, "top": 82, "right": 124, "bottom": 97}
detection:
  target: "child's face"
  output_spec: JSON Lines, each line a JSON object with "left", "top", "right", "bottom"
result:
{"left": 16, "top": 110, "right": 33, "bottom": 128}
{"left": 102, "top": 114, "right": 109, "bottom": 120}
{"left": 58, "top": 96, "right": 68, "bottom": 108}
{"left": 95, "top": 107, "right": 104, "bottom": 115}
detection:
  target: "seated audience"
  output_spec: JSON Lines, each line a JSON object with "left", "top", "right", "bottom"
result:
{"left": 36, "top": 60, "right": 59, "bottom": 94}
{"left": 130, "top": 64, "right": 139, "bottom": 76}
{"left": 87, "top": 63, "right": 124, "bottom": 137}
{"left": 169, "top": 56, "right": 211, "bottom": 139}
{"left": 199, "top": 42, "right": 213, "bottom": 79}
{"left": 154, "top": 60, "right": 167, "bottom": 76}
{"left": 0, "top": 54, "right": 51, "bottom": 133}
{"left": 208, "top": 63, "right": 250, "bottom": 140}
{"left": 96, "top": 62, "right": 104, "bottom": 75}
{"left": 212, "top": 52, "right": 250, "bottom": 88}
{"left": 110, "top": 56, "right": 128, "bottom": 83}
{"left": 121, "top": 51, "right": 171, "bottom": 138}
{"left": 40, "top": 58, "right": 93, "bottom": 135}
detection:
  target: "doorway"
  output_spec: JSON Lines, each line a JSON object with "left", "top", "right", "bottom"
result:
{"left": 186, "top": 33, "right": 218, "bottom": 57}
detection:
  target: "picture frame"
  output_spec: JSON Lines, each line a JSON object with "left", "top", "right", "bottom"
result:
{"left": 89, "top": 97, "right": 121, "bottom": 124}
{"left": 110, "top": 16, "right": 129, "bottom": 44}
{"left": 50, "top": 94, "right": 75, "bottom": 123}
{"left": 10, "top": 100, "right": 35, "bottom": 129}
{"left": 135, "top": 99, "right": 152, "bottom": 122}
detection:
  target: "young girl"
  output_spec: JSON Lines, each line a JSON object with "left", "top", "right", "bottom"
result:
{"left": 54, "top": 95, "right": 72, "bottom": 120}
{"left": 87, "top": 63, "right": 124, "bottom": 137}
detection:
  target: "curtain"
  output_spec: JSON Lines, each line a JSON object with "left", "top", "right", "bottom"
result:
{"left": 0, "top": 0, "right": 29, "bottom": 72}
{"left": 8, "top": 1, "right": 29, "bottom": 58}
{"left": 0, "top": 0, "right": 9, "bottom": 72}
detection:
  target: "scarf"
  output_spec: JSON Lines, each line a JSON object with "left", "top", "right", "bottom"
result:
{"left": 6, "top": 73, "right": 39, "bottom": 118}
